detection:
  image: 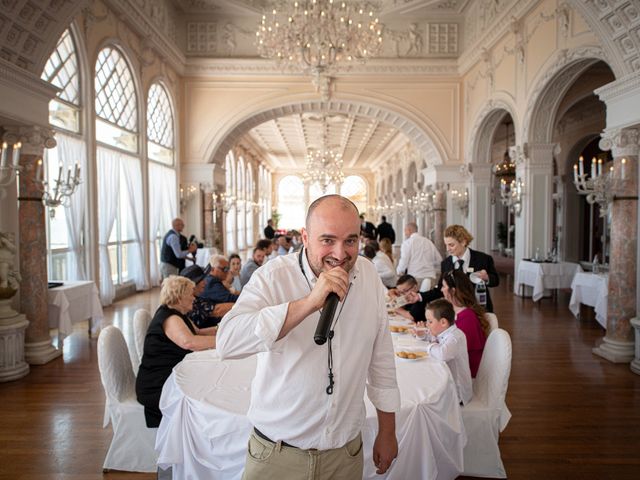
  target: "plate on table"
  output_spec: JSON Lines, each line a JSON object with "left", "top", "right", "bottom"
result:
{"left": 389, "top": 325, "right": 411, "bottom": 335}
{"left": 395, "top": 349, "right": 428, "bottom": 361}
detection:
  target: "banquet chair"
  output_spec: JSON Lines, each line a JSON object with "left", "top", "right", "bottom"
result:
{"left": 419, "top": 277, "right": 433, "bottom": 291}
{"left": 485, "top": 312, "right": 499, "bottom": 331}
{"left": 462, "top": 328, "right": 512, "bottom": 478}
{"left": 98, "top": 326, "right": 158, "bottom": 473}
{"left": 132, "top": 308, "right": 152, "bottom": 372}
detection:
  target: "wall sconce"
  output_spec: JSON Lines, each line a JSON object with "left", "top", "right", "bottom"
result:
{"left": 0, "top": 141, "right": 22, "bottom": 192}
{"left": 450, "top": 188, "right": 469, "bottom": 217}
{"left": 211, "top": 191, "right": 236, "bottom": 213}
{"left": 38, "top": 158, "right": 82, "bottom": 218}
{"left": 179, "top": 184, "right": 198, "bottom": 213}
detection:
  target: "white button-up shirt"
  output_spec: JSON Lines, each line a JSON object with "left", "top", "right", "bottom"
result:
{"left": 372, "top": 250, "right": 397, "bottom": 288}
{"left": 425, "top": 324, "right": 473, "bottom": 405}
{"left": 397, "top": 232, "right": 442, "bottom": 280}
{"left": 217, "top": 252, "right": 400, "bottom": 450}
{"left": 450, "top": 248, "right": 471, "bottom": 273}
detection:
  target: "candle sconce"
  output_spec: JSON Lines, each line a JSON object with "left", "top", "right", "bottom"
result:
{"left": 450, "top": 188, "right": 469, "bottom": 218}
{"left": 38, "top": 158, "right": 82, "bottom": 218}
{"left": 0, "top": 142, "right": 22, "bottom": 194}
{"left": 179, "top": 184, "right": 199, "bottom": 213}
{"left": 500, "top": 177, "right": 523, "bottom": 216}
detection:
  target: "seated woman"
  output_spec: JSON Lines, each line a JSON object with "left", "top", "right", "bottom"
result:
{"left": 440, "top": 269, "right": 490, "bottom": 378}
{"left": 136, "top": 275, "right": 216, "bottom": 428}
{"left": 224, "top": 253, "right": 243, "bottom": 294}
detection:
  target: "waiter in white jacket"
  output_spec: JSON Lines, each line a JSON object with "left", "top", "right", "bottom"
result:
{"left": 217, "top": 195, "right": 400, "bottom": 480}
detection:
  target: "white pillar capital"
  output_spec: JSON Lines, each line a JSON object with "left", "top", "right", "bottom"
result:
{"left": 599, "top": 127, "right": 640, "bottom": 158}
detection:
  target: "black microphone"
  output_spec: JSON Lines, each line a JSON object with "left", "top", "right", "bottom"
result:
{"left": 314, "top": 292, "right": 339, "bottom": 345}
{"left": 188, "top": 234, "right": 196, "bottom": 244}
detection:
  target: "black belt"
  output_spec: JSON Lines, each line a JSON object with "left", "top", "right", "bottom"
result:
{"left": 254, "top": 427, "right": 297, "bottom": 448}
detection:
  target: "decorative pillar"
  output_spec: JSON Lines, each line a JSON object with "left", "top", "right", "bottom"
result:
{"left": 202, "top": 184, "right": 215, "bottom": 248}
{"left": 13, "top": 126, "right": 61, "bottom": 365}
{"left": 468, "top": 163, "right": 492, "bottom": 254}
{"left": 433, "top": 187, "right": 447, "bottom": 256}
{"left": 0, "top": 231, "right": 29, "bottom": 382}
{"left": 513, "top": 143, "right": 555, "bottom": 293}
{"left": 593, "top": 128, "right": 638, "bottom": 364}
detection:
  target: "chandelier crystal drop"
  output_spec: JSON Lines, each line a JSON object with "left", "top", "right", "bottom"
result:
{"left": 302, "top": 148, "right": 345, "bottom": 193}
{"left": 256, "top": 0, "right": 384, "bottom": 76}
{"left": 493, "top": 120, "right": 515, "bottom": 179}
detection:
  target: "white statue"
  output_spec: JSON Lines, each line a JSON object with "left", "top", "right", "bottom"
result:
{"left": 406, "top": 23, "right": 423, "bottom": 56}
{"left": 0, "top": 232, "right": 20, "bottom": 291}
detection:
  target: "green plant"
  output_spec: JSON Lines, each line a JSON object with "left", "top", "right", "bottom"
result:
{"left": 271, "top": 210, "right": 281, "bottom": 228}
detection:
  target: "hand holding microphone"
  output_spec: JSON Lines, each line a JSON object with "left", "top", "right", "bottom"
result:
{"left": 311, "top": 268, "right": 349, "bottom": 345}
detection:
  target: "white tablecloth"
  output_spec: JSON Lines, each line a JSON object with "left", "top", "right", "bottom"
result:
{"left": 47, "top": 281, "right": 104, "bottom": 341}
{"left": 187, "top": 247, "right": 218, "bottom": 269}
{"left": 569, "top": 272, "right": 608, "bottom": 329}
{"left": 514, "top": 261, "right": 582, "bottom": 301}
{"left": 156, "top": 339, "right": 466, "bottom": 480}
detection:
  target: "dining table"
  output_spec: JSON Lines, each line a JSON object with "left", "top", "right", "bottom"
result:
{"left": 156, "top": 316, "right": 466, "bottom": 480}
{"left": 514, "top": 260, "right": 582, "bottom": 301}
{"left": 47, "top": 280, "right": 104, "bottom": 343}
{"left": 569, "top": 271, "right": 608, "bottom": 329}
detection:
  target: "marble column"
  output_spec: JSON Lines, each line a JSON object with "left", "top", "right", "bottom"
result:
{"left": 202, "top": 185, "right": 215, "bottom": 248}
{"left": 593, "top": 128, "right": 638, "bottom": 363}
{"left": 433, "top": 187, "right": 447, "bottom": 256}
{"left": 468, "top": 164, "right": 492, "bottom": 254}
{"left": 14, "top": 127, "right": 61, "bottom": 365}
{"left": 631, "top": 317, "right": 640, "bottom": 375}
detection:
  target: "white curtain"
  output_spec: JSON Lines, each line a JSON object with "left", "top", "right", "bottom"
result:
{"left": 97, "top": 147, "right": 120, "bottom": 305}
{"left": 148, "top": 164, "right": 177, "bottom": 286}
{"left": 56, "top": 134, "right": 87, "bottom": 280}
{"left": 148, "top": 162, "right": 164, "bottom": 286}
{"left": 121, "top": 154, "right": 147, "bottom": 290}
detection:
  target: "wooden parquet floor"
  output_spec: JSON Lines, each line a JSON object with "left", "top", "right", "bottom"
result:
{"left": 1, "top": 277, "right": 639, "bottom": 479}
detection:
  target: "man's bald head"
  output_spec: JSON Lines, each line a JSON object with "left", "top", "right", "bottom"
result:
{"left": 305, "top": 195, "right": 359, "bottom": 233}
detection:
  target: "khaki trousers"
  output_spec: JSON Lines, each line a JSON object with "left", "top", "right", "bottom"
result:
{"left": 242, "top": 430, "right": 363, "bottom": 480}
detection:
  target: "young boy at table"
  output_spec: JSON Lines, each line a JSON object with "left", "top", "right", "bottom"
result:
{"left": 421, "top": 299, "right": 473, "bottom": 405}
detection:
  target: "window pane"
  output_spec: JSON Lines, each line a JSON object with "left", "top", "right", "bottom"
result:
{"left": 278, "top": 175, "right": 305, "bottom": 230}
{"left": 147, "top": 83, "right": 174, "bottom": 162}
{"left": 341, "top": 175, "right": 368, "bottom": 213}
{"left": 42, "top": 29, "right": 80, "bottom": 106}
{"left": 95, "top": 46, "right": 138, "bottom": 152}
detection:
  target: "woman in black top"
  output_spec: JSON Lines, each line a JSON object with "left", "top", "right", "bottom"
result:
{"left": 136, "top": 275, "right": 217, "bottom": 428}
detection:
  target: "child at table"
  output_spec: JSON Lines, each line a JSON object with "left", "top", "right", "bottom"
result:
{"left": 420, "top": 299, "right": 473, "bottom": 405}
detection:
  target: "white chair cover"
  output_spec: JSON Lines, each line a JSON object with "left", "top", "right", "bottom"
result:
{"left": 98, "top": 326, "right": 158, "bottom": 473}
{"left": 132, "top": 308, "right": 152, "bottom": 372}
{"left": 462, "top": 328, "right": 512, "bottom": 478}
{"left": 419, "top": 277, "right": 432, "bottom": 291}
{"left": 485, "top": 312, "right": 499, "bottom": 331}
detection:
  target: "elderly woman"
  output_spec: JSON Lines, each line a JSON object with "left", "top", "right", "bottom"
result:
{"left": 136, "top": 275, "right": 216, "bottom": 428}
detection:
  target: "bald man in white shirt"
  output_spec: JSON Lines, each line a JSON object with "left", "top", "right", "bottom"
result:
{"left": 396, "top": 222, "right": 442, "bottom": 288}
{"left": 217, "top": 195, "right": 400, "bottom": 480}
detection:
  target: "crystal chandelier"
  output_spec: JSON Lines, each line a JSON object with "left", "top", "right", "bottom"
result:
{"left": 36, "top": 158, "right": 82, "bottom": 218}
{"left": 256, "top": 1, "right": 383, "bottom": 97}
{"left": 303, "top": 148, "right": 344, "bottom": 193}
{"left": 573, "top": 155, "right": 614, "bottom": 217}
{"left": 493, "top": 120, "right": 515, "bottom": 179}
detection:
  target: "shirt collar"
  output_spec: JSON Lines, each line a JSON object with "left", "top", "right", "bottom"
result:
{"left": 436, "top": 323, "right": 456, "bottom": 341}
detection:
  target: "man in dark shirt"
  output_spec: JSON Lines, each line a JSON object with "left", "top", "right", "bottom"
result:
{"left": 160, "top": 218, "right": 197, "bottom": 279}
{"left": 377, "top": 216, "right": 396, "bottom": 244}
{"left": 359, "top": 213, "right": 377, "bottom": 239}
{"left": 202, "top": 255, "right": 240, "bottom": 304}
{"left": 263, "top": 219, "right": 276, "bottom": 239}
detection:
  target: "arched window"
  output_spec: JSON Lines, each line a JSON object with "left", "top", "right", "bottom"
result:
{"left": 308, "top": 183, "right": 337, "bottom": 204}
{"left": 278, "top": 175, "right": 305, "bottom": 230}
{"left": 95, "top": 46, "right": 138, "bottom": 152}
{"left": 95, "top": 45, "right": 144, "bottom": 304}
{"left": 41, "top": 27, "right": 86, "bottom": 282}
{"left": 225, "top": 151, "right": 237, "bottom": 253}
{"left": 236, "top": 156, "right": 246, "bottom": 250}
{"left": 341, "top": 175, "right": 368, "bottom": 214}
{"left": 147, "top": 82, "right": 177, "bottom": 286}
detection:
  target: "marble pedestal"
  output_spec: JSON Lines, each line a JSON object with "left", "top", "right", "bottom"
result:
{"left": 0, "top": 298, "right": 30, "bottom": 382}
{"left": 630, "top": 317, "right": 640, "bottom": 375}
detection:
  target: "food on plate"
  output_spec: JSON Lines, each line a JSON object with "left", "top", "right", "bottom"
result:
{"left": 395, "top": 350, "right": 427, "bottom": 359}
{"left": 389, "top": 325, "right": 410, "bottom": 333}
